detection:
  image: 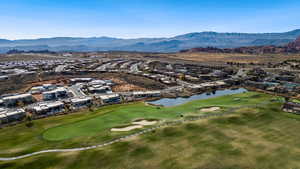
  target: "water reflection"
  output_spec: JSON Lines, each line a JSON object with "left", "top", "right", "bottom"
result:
{"left": 147, "top": 88, "right": 248, "bottom": 107}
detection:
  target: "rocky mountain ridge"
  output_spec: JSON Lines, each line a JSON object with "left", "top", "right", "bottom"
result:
{"left": 1, "top": 29, "right": 300, "bottom": 53}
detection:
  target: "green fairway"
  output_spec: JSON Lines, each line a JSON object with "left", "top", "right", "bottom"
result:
{"left": 1, "top": 91, "right": 300, "bottom": 169}
{"left": 0, "top": 92, "right": 280, "bottom": 160}
{"left": 43, "top": 91, "right": 266, "bottom": 141}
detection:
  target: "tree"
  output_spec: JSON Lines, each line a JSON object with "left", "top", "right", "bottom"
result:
{"left": 25, "top": 113, "right": 34, "bottom": 128}
{"left": 284, "top": 97, "right": 290, "bottom": 102}
{"left": 88, "top": 103, "right": 94, "bottom": 112}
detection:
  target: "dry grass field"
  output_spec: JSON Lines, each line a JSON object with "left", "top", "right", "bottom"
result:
{"left": 0, "top": 53, "right": 68, "bottom": 62}
{"left": 160, "top": 52, "right": 300, "bottom": 64}
{"left": 100, "top": 51, "right": 300, "bottom": 65}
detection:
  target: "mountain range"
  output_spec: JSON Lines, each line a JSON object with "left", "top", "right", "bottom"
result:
{"left": 1, "top": 29, "right": 300, "bottom": 53}
{"left": 181, "top": 36, "right": 300, "bottom": 54}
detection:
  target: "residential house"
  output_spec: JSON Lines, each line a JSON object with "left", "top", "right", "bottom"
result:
{"left": 88, "top": 86, "right": 111, "bottom": 94}
{"left": 30, "top": 86, "right": 46, "bottom": 94}
{"left": 0, "top": 99, "right": 4, "bottom": 107}
{"left": 42, "top": 87, "right": 68, "bottom": 101}
{"left": 188, "top": 81, "right": 227, "bottom": 92}
{"left": 244, "top": 81, "right": 269, "bottom": 90}
{"left": 132, "top": 91, "right": 161, "bottom": 99}
{"left": 2, "top": 93, "right": 34, "bottom": 107}
{"left": 43, "top": 84, "right": 56, "bottom": 90}
{"left": 27, "top": 101, "right": 65, "bottom": 116}
{"left": 70, "top": 97, "right": 93, "bottom": 109}
{"left": 282, "top": 102, "right": 300, "bottom": 114}
{"left": 97, "top": 94, "right": 121, "bottom": 104}
{"left": 70, "top": 78, "right": 93, "bottom": 84}
{"left": 276, "top": 75, "right": 295, "bottom": 82}
{"left": 0, "top": 108, "right": 26, "bottom": 124}
{"left": 88, "top": 80, "right": 106, "bottom": 86}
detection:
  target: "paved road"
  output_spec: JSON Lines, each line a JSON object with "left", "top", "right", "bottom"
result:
{"left": 0, "top": 101, "right": 271, "bottom": 161}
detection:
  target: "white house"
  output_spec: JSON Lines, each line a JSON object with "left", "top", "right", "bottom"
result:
{"left": 132, "top": 91, "right": 161, "bottom": 99}
{"left": 0, "top": 108, "right": 26, "bottom": 124}
{"left": 2, "top": 93, "right": 34, "bottom": 107}
{"left": 27, "top": 101, "right": 65, "bottom": 115}
{"left": 97, "top": 94, "right": 121, "bottom": 104}
{"left": 30, "top": 86, "right": 46, "bottom": 94}
{"left": 70, "top": 97, "right": 93, "bottom": 109}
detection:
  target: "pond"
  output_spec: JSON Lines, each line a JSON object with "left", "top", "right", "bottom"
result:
{"left": 147, "top": 88, "right": 248, "bottom": 107}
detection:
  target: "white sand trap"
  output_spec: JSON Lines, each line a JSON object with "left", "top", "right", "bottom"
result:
{"left": 200, "top": 107, "right": 221, "bottom": 112}
{"left": 111, "top": 125, "right": 143, "bottom": 132}
{"left": 132, "top": 120, "right": 157, "bottom": 126}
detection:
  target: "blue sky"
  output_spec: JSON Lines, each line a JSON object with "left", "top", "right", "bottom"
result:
{"left": 1, "top": 0, "right": 300, "bottom": 39}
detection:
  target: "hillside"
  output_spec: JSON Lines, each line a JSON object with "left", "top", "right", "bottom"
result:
{"left": 0, "top": 29, "right": 300, "bottom": 53}
{"left": 287, "top": 36, "right": 300, "bottom": 49}
{"left": 181, "top": 35, "right": 300, "bottom": 54}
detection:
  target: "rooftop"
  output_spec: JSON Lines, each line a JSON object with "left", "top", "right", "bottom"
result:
{"left": 28, "top": 101, "right": 64, "bottom": 111}
{"left": 0, "top": 108, "right": 25, "bottom": 118}
{"left": 2, "top": 93, "right": 32, "bottom": 100}
{"left": 71, "top": 97, "right": 92, "bottom": 103}
{"left": 97, "top": 94, "right": 120, "bottom": 100}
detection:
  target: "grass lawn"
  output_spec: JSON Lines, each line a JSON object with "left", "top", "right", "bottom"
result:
{"left": 2, "top": 91, "right": 299, "bottom": 169}
{"left": 0, "top": 92, "right": 266, "bottom": 158}
{"left": 43, "top": 91, "right": 260, "bottom": 141}
{"left": 292, "top": 99, "right": 300, "bottom": 103}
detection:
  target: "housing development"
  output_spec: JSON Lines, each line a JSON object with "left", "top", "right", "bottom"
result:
{"left": 1, "top": 51, "right": 300, "bottom": 127}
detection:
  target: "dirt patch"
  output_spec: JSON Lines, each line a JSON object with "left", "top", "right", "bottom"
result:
{"left": 32, "top": 94, "right": 43, "bottom": 102}
{"left": 0, "top": 53, "right": 67, "bottom": 62}
{"left": 111, "top": 78, "right": 147, "bottom": 92}
{"left": 121, "top": 74, "right": 168, "bottom": 90}
{"left": 30, "top": 79, "right": 67, "bottom": 87}
{"left": 200, "top": 107, "right": 221, "bottom": 112}
{"left": 163, "top": 52, "right": 300, "bottom": 65}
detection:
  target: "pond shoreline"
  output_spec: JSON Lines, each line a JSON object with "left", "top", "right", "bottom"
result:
{"left": 147, "top": 88, "right": 248, "bottom": 107}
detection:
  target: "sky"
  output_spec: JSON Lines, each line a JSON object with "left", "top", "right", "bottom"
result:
{"left": 0, "top": 0, "right": 300, "bottom": 40}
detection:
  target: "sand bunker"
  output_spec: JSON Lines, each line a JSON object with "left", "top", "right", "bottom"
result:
{"left": 111, "top": 125, "right": 143, "bottom": 132}
{"left": 200, "top": 107, "right": 220, "bottom": 112}
{"left": 111, "top": 120, "right": 158, "bottom": 132}
{"left": 132, "top": 120, "right": 157, "bottom": 126}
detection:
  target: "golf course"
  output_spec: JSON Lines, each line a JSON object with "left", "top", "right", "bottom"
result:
{"left": 1, "top": 91, "right": 300, "bottom": 169}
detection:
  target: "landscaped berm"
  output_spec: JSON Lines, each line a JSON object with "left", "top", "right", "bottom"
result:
{"left": 1, "top": 92, "right": 300, "bottom": 169}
